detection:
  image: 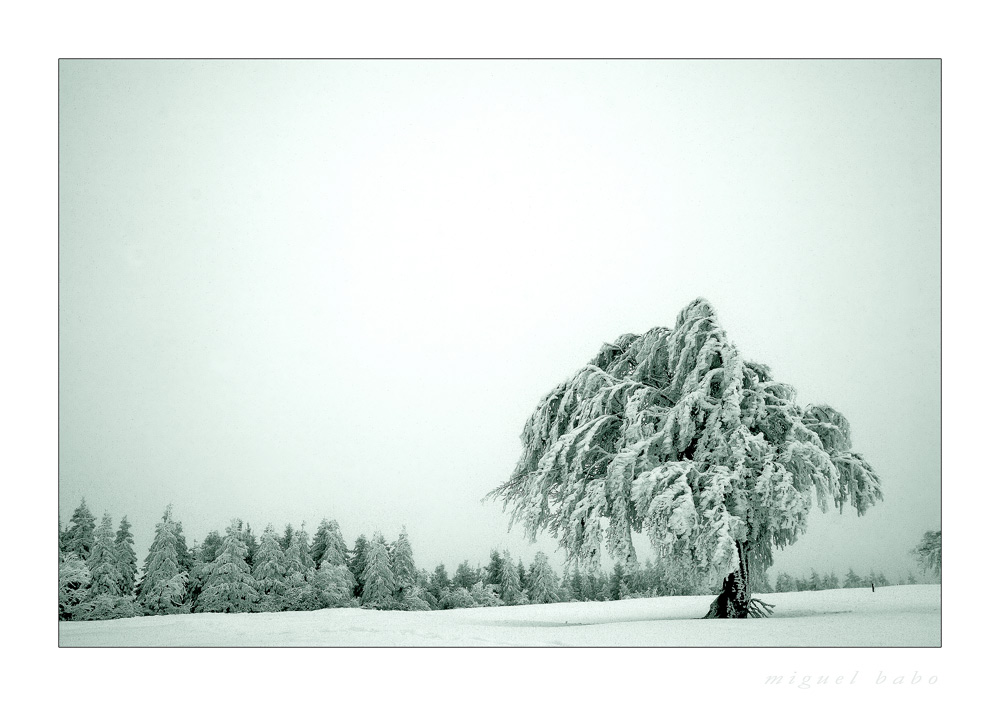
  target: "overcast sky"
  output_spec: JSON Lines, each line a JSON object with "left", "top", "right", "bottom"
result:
{"left": 59, "top": 60, "right": 940, "bottom": 581}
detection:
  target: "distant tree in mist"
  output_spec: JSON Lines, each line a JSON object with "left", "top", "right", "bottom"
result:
{"left": 912, "top": 530, "right": 941, "bottom": 578}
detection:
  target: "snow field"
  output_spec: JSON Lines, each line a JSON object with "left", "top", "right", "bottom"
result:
{"left": 59, "top": 584, "right": 940, "bottom": 647}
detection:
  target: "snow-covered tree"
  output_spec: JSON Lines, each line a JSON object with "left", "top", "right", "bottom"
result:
{"left": 360, "top": 532, "right": 395, "bottom": 609}
{"left": 453, "top": 561, "right": 478, "bottom": 591}
{"left": 197, "top": 520, "right": 260, "bottom": 613}
{"left": 349, "top": 535, "right": 369, "bottom": 598}
{"left": 485, "top": 550, "right": 504, "bottom": 588}
{"left": 843, "top": 568, "right": 863, "bottom": 588}
{"left": 137, "top": 506, "right": 189, "bottom": 614}
{"left": 289, "top": 524, "right": 315, "bottom": 578}
{"left": 470, "top": 581, "right": 503, "bottom": 607}
{"left": 526, "top": 552, "right": 561, "bottom": 604}
{"left": 199, "top": 530, "right": 224, "bottom": 563}
{"left": 252, "top": 524, "right": 288, "bottom": 600}
{"left": 429, "top": 564, "right": 451, "bottom": 604}
{"left": 87, "top": 513, "right": 123, "bottom": 599}
{"left": 774, "top": 572, "right": 795, "bottom": 592}
{"left": 311, "top": 561, "right": 355, "bottom": 608}
{"left": 280, "top": 523, "right": 295, "bottom": 552}
{"left": 499, "top": 551, "right": 526, "bottom": 605}
{"left": 396, "top": 586, "right": 433, "bottom": 611}
{"left": 311, "top": 518, "right": 349, "bottom": 569}
{"left": 114, "top": 516, "right": 138, "bottom": 596}
{"left": 390, "top": 527, "right": 417, "bottom": 597}
{"left": 59, "top": 552, "right": 91, "bottom": 620}
{"left": 62, "top": 498, "right": 96, "bottom": 560}
{"left": 912, "top": 530, "right": 941, "bottom": 578}
{"left": 488, "top": 298, "right": 883, "bottom": 618}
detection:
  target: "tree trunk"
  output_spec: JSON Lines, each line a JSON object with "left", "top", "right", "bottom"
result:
{"left": 703, "top": 542, "right": 751, "bottom": 619}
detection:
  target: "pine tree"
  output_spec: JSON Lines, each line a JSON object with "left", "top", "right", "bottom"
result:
{"left": 174, "top": 521, "right": 195, "bottom": 577}
{"left": 311, "top": 561, "right": 355, "bottom": 608}
{"left": 197, "top": 520, "right": 260, "bottom": 613}
{"left": 280, "top": 523, "right": 295, "bottom": 552}
{"left": 609, "top": 562, "right": 626, "bottom": 600}
{"left": 453, "top": 561, "right": 478, "bottom": 591}
{"left": 485, "top": 550, "right": 504, "bottom": 588}
{"left": 774, "top": 572, "right": 796, "bottom": 592}
{"left": 912, "top": 530, "right": 941, "bottom": 578}
{"left": 252, "top": 524, "right": 288, "bottom": 602}
{"left": 114, "top": 516, "right": 138, "bottom": 596}
{"left": 290, "top": 524, "right": 315, "bottom": 578}
{"left": 389, "top": 527, "right": 416, "bottom": 597}
{"left": 198, "top": 530, "right": 223, "bottom": 562}
{"left": 469, "top": 581, "right": 503, "bottom": 607}
{"left": 499, "top": 551, "right": 525, "bottom": 605}
{"left": 349, "top": 535, "right": 369, "bottom": 598}
{"left": 137, "top": 506, "right": 188, "bottom": 614}
{"left": 87, "top": 513, "right": 123, "bottom": 599}
{"left": 824, "top": 571, "right": 840, "bottom": 589}
{"left": 429, "top": 564, "right": 451, "bottom": 604}
{"left": 311, "top": 519, "right": 350, "bottom": 569}
{"left": 527, "top": 552, "right": 562, "bottom": 604}
{"left": 59, "top": 552, "right": 91, "bottom": 620}
{"left": 360, "top": 532, "right": 395, "bottom": 609}
{"left": 843, "top": 568, "right": 863, "bottom": 588}
{"left": 64, "top": 498, "right": 97, "bottom": 560}
{"left": 488, "top": 298, "right": 883, "bottom": 618}
{"left": 241, "top": 523, "right": 259, "bottom": 570}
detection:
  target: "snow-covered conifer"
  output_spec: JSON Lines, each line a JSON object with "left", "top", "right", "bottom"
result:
{"left": 137, "top": 506, "right": 189, "bottom": 614}
{"left": 197, "top": 520, "right": 260, "bottom": 613}
{"left": 470, "top": 581, "right": 502, "bottom": 607}
{"left": 290, "top": 524, "right": 315, "bottom": 577}
{"left": 774, "top": 572, "right": 795, "bottom": 592}
{"left": 390, "top": 527, "right": 417, "bottom": 595}
{"left": 360, "top": 532, "right": 395, "bottom": 609}
{"left": 280, "top": 524, "right": 295, "bottom": 552}
{"left": 488, "top": 298, "right": 882, "bottom": 618}
{"left": 499, "top": 551, "right": 526, "bottom": 605}
{"left": 87, "top": 513, "right": 123, "bottom": 599}
{"left": 114, "top": 516, "right": 138, "bottom": 596}
{"left": 453, "top": 561, "right": 478, "bottom": 591}
{"left": 843, "top": 568, "right": 862, "bottom": 588}
{"left": 64, "top": 498, "right": 96, "bottom": 560}
{"left": 59, "top": 552, "right": 91, "bottom": 619}
{"left": 526, "top": 552, "right": 561, "bottom": 604}
{"left": 429, "top": 564, "right": 451, "bottom": 604}
{"left": 349, "top": 535, "right": 369, "bottom": 598}
{"left": 252, "top": 524, "right": 288, "bottom": 598}
{"left": 485, "top": 550, "right": 504, "bottom": 587}
{"left": 912, "top": 530, "right": 941, "bottom": 578}
{"left": 311, "top": 561, "right": 354, "bottom": 608}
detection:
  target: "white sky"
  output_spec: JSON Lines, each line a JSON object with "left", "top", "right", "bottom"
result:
{"left": 59, "top": 59, "right": 940, "bottom": 581}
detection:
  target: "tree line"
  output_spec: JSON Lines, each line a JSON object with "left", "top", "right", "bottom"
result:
{"left": 58, "top": 498, "right": 935, "bottom": 621}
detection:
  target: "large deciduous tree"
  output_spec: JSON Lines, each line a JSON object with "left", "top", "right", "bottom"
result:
{"left": 488, "top": 299, "right": 882, "bottom": 618}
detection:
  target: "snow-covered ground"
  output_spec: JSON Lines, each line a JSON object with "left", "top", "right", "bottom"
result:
{"left": 59, "top": 584, "right": 940, "bottom": 647}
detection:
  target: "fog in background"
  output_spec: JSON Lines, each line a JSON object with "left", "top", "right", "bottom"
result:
{"left": 59, "top": 60, "right": 940, "bottom": 581}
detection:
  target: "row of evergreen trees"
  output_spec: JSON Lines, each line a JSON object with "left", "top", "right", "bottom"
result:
{"left": 58, "top": 500, "right": 431, "bottom": 620}
{"left": 770, "top": 568, "right": 922, "bottom": 593}
{"left": 59, "top": 499, "right": 923, "bottom": 621}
